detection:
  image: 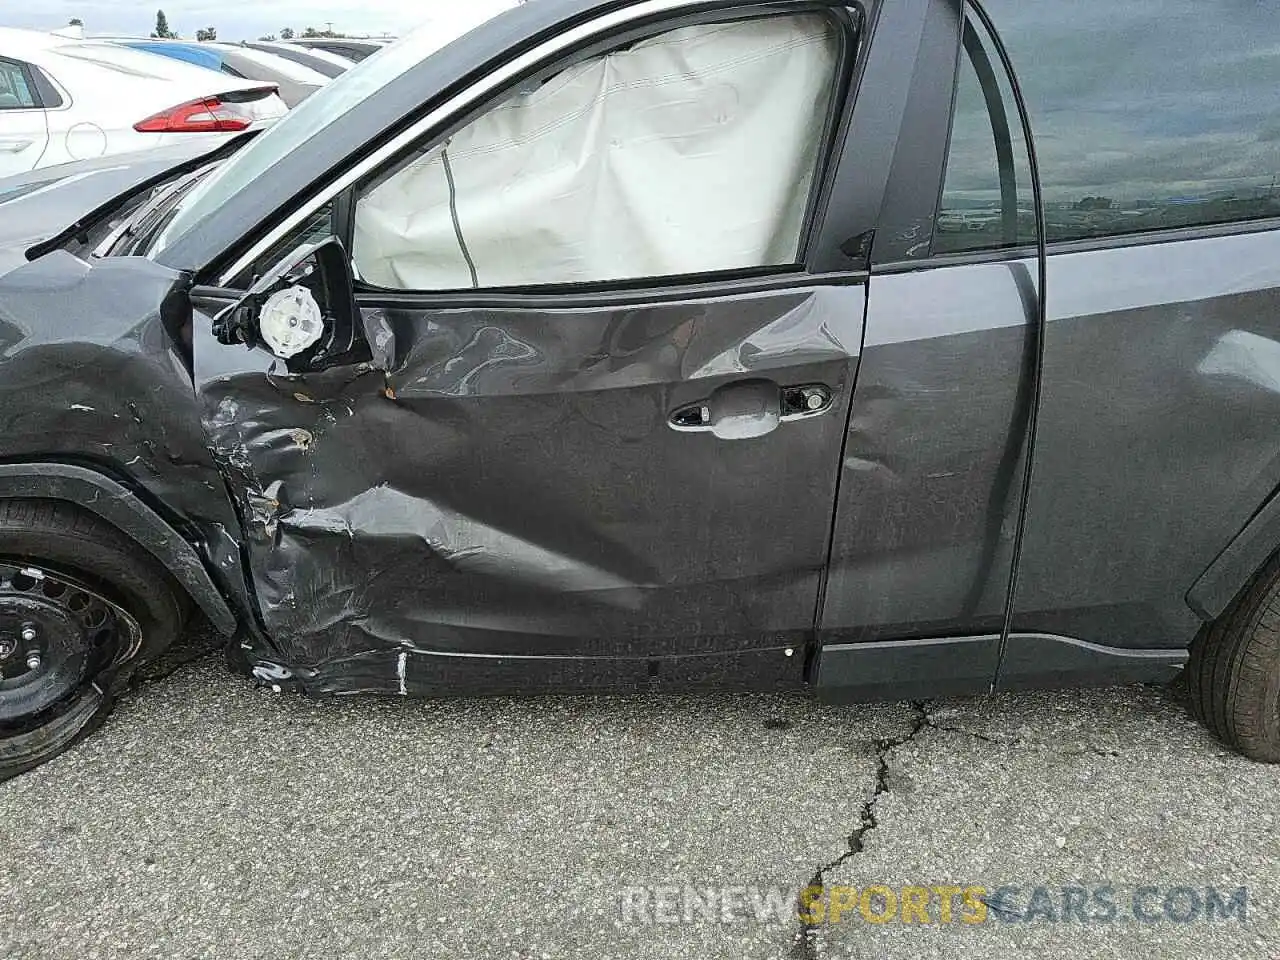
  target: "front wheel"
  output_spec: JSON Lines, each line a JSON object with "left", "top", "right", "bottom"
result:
{"left": 0, "top": 500, "right": 186, "bottom": 779}
{"left": 1188, "top": 553, "right": 1280, "bottom": 762}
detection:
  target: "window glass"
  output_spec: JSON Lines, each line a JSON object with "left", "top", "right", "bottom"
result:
{"left": 232, "top": 204, "right": 335, "bottom": 286}
{"left": 936, "top": 18, "right": 1032, "bottom": 255}
{"left": 984, "top": 0, "right": 1280, "bottom": 242}
{"left": 352, "top": 14, "right": 839, "bottom": 290}
{"left": 153, "top": 2, "right": 513, "bottom": 255}
{"left": 29, "top": 66, "right": 63, "bottom": 108}
{"left": 0, "top": 61, "right": 38, "bottom": 110}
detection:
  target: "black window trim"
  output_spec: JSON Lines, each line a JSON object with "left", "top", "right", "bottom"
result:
{"left": 327, "top": 1, "right": 865, "bottom": 300}
{"left": 28, "top": 64, "right": 65, "bottom": 110}
{"left": 229, "top": 2, "right": 870, "bottom": 294}
{"left": 203, "top": 0, "right": 889, "bottom": 291}
{"left": 355, "top": 265, "right": 868, "bottom": 312}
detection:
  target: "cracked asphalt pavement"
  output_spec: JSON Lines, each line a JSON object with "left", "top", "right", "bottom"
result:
{"left": 2, "top": 622, "right": 1279, "bottom": 960}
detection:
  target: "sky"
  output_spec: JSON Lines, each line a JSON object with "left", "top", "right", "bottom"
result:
{"left": 2, "top": 0, "right": 514, "bottom": 42}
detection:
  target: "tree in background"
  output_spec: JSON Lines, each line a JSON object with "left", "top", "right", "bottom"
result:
{"left": 195, "top": 26, "right": 217, "bottom": 41}
{"left": 68, "top": 18, "right": 83, "bottom": 26}
{"left": 258, "top": 33, "right": 277, "bottom": 41}
{"left": 301, "top": 26, "right": 346, "bottom": 38}
{"left": 151, "top": 9, "right": 177, "bottom": 39}
{"left": 280, "top": 27, "right": 295, "bottom": 39}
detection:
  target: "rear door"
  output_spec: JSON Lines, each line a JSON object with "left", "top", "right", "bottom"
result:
{"left": 192, "top": 0, "right": 924, "bottom": 695}
{"left": 820, "top": 0, "right": 1280, "bottom": 699}
{"left": 0, "top": 57, "right": 49, "bottom": 176}
{"left": 817, "top": 1, "right": 1043, "bottom": 698}
{"left": 986, "top": 0, "right": 1280, "bottom": 679}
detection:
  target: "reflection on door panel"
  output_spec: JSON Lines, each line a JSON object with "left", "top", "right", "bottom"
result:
{"left": 1014, "top": 232, "right": 1280, "bottom": 648}
{"left": 982, "top": 0, "right": 1280, "bottom": 243}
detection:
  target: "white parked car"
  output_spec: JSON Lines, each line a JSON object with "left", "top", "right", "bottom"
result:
{"left": 0, "top": 28, "right": 287, "bottom": 177}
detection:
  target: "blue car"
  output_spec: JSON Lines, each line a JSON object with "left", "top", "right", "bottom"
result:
{"left": 115, "top": 39, "right": 227, "bottom": 73}
{"left": 110, "top": 40, "right": 326, "bottom": 106}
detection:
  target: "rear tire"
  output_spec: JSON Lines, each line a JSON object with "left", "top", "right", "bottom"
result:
{"left": 1188, "top": 554, "right": 1280, "bottom": 762}
{"left": 0, "top": 499, "right": 186, "bottom": 779}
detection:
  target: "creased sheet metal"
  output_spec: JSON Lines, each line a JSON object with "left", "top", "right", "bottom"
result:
{"left": 0, "top": 253, "right": 237, "bottom": 529}
{"left": 197, "top": 285, "right": 866, "bottom": 692}
{"left": 0, "top": 253, "right": 254, "bottom": 622}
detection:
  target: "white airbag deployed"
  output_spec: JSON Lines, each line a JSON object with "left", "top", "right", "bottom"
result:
{"left": 353, "top": 15, "right": 838, "bottom": 289}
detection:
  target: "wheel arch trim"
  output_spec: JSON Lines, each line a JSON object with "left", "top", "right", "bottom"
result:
{"left": 1188, "top": 490, "right": 1280, "bottom": 622}
{"left": 0, "top": 463, "right": 237, "bottom": 636}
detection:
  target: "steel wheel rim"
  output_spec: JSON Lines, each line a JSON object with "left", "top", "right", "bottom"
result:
{"left": 0, "top": 563, "right": 139, "bottom": 725}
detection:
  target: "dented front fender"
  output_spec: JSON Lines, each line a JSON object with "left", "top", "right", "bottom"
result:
{"left": 0, "top": 252, "right": 251, "bottom": 632}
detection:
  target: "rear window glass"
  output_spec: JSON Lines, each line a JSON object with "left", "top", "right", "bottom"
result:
{"left": 0, "top": 60, "right": 37, "bottom": 109}
{"left": 972, "top": 0, "right": 1280, "bottom": 243}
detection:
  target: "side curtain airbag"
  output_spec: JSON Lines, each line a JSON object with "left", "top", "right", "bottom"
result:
{"left": 352, "top": 15, "right": 838, "bottom": 289}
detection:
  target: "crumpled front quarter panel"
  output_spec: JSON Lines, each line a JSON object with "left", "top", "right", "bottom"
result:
{"left": 0, "top": 252, "right": 237, "bottom": 529}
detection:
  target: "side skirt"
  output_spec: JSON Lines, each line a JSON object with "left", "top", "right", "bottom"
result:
{"left": 816, "top": 632, "right": 1187, "bottom": 703}
{"left": 235, "top": 642, "right": 811, "bottom": 697}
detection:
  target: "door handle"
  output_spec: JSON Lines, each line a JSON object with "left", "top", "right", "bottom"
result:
{"left": 0, "top": 138, "right": 33, "bottom": 153}
{"left": 669, "top": 379, "right": 832, "bottom": 439}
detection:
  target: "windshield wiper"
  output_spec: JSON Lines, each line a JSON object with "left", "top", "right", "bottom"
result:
{"left": 25, "top": 132, "right": 257, "bottom": 265}
{"left": 113, "top": 167, "right": 215, "bottom": 257}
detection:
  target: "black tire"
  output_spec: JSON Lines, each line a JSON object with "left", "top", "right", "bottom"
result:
{"left": 0, "top": 499, "right": 187, "bottom": 779}
{"left": 1188, "top": 553, "right": 1280, "bottom": 762}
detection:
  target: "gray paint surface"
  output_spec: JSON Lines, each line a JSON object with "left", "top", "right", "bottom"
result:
{"left": 197, "top": 284, "right": 866, "bottom": 691}
{"left": 0, "top": 0, "right": 1277, "bottom": 706}
{"left": 1015, "top": 230, "right": 1280, "bottom": 648}
{"left": 823, "top": 225, "right": 1280, "bottom": 655}
{"left": 821, "top": 260, "right": 1034, "bottom": 644}
{"left": 0, "top": 253, "right": 231, "bottom": 530}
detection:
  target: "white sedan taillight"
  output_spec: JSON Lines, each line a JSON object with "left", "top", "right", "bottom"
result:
{"left": 133, "top": 87, "right": 280, "bottom": 133}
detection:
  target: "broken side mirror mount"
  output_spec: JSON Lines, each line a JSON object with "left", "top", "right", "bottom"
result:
{"left": 213, "top": 236, "right": 366, "bottom": 372}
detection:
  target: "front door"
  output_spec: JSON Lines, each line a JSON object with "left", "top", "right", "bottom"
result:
{"left": 195, "top": 4, "right": 884, "bottom": 695}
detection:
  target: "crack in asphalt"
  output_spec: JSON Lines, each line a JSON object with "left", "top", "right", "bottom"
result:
{"left": 789, "top": 699, "right": 1133, "bottom": 957}
{"left": 792, "top": 700, "right": 932, "bottom": 959}
{"left": 924, "top": 720, "right": 1003, "bottom": 744}
{"left": 1059, "top": 744, "right": 1121, "bottom": 758}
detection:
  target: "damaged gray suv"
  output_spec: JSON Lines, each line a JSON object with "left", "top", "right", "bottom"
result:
{"left": 4, "top": 0, "right": 1280, "bottom": 777}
